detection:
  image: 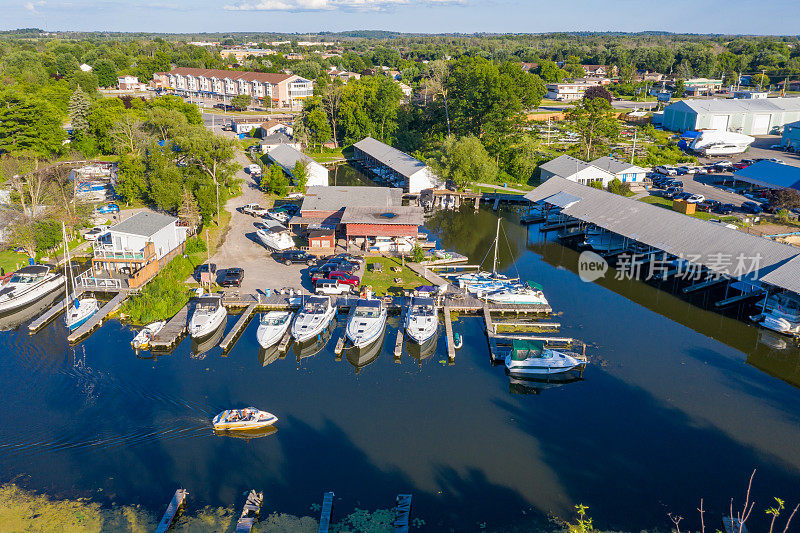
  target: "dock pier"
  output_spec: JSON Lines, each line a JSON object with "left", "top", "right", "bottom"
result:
{"left": 443, "top": 305, "right": 455, "bottom": 360}
{"left": 318, "top": 491, "right": 335, "bottom": 533}
{"left": 393, "top": 494, "right": 413, "bottom": 533}
{"left": 235, "top": 490, "right": 264, "bottom": 533}
{"left": 67, "top": 292, "right": 127, "bottom": 343}
{"left": 155, "top": 489, "right": 188, "bottom": 533}
{"left": 150, "top": 302, "right": 192, "bottom": 351}
{"left": 28, "top": 290, "right": 84, "bottom": 333}
{"left": 219, "top": 302, "right": 257, "bottom": 352}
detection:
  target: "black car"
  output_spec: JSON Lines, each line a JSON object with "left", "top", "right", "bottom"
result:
{"left": 663, "top": 187, "right": 683, "bottom": 199}
{"left": 314, "top": 261, "right": 357, "bottom": 274}
{"left": 714, "top": 203, "right": 736, "bottom": 215}
{"left": 673, "top": 192, "right": 693, "bottom": 201}
{"left": 322, "top": 257, "right": 359, "bottom": 271}
{"left": 273, "top": 250, "right": 315, "bottom": 266}
{"left": 740, "top": 201, "right": 763, "bottom": 214}
{"left": 221, "top": 267, "right": 244, "bottom": 287}
{"left": 194, "top": 263, "right": 217, "bottom": 282}
{"left": 696, "top": 199, "right": 721, "bottom": 212}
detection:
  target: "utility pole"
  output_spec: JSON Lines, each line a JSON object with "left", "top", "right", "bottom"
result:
{"left": 546, "top": 116, "right": 552, "bottom": 146}
{"left": 630, "top": 128, "right": 638, "bottom": 165}
{"left": 759, "top": 69, "right": 766, "bottom": 91}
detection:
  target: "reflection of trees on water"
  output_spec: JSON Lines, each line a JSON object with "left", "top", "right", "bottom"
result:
{"left": 329, "top": 164, "right": 378, "bottom": 187}
{"left": 426, "top": 206, "right": 526, "bottom": 272}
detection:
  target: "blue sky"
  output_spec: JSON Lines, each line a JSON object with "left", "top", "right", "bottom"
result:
{"left": 3, "top": 0, "right": 798, "bottom": 35}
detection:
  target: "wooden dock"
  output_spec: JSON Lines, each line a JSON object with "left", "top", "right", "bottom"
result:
{"left": 155, "top": 488, "right": 188, "bottom": 533}
{"left": 235, "top": 490, "right": 263, "bottom": 533}
{"left": 28, "top": 291, "right": 84, "bottom": 333}
{"left": 277, "top": 329, "right": 292, "bottom": 353}
{"left": 394, "top": 327, "right": 404, "bottom": 360}
{"left": 443, "top": 305, "right": 455, "bottom": 360}
{"left": 483, "top": 305, "right": 493, "bottom": 336}
{"left": 150, "top": 302, "right": 192, "bottom": 350}
{"left": 393, "top": 494, "right": 412, "bottom": 533}
{"left": 67, "top": 292, "right": 127, "bottom": 343}
{"left": 318, "top": 491, "right": 334, "bottom": 533}
{"left": 219, "top": 302, "right": 257, "bottom": 352}
{"left": 334, "top": 335, "right": 345, "bottom": 355}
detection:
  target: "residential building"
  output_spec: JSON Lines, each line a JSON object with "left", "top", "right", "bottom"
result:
{"left": 546, "top": 79, "right": 606, "bottom": 101}
{"left": 733, "top": 161, "right": 800, "bottom": 192}
{"left": 683, "top": 78, "right": 723, "bottom": 96}
{"left": 583, "top": 65, "right": 618, "bottom": 77}
{"left": 327, "top": 68, "right": 361, "bottom": 83}
{"left": 79, "top": 63, "right": 92, "bottom": 72}
{"left": 538, "top": 154, "right": 615, "bottom": 186}
{"left": 520, "top": 62, "right": 539, "bottom": 73}
{"left": 260, "top": 119, "right": 293, "bottom": 137}
{"left": 266, "top": 144, "right": 328, "bottom": 188}
{"left": 782, "top": 120, "right": 800, "bottom": 151}
{"left": 221, "top": 48, "right": 275, "bottom": 62}
{"left": 589, "top": 156, "right": 648, "bottom": 183}
{"left": 398, "top": 82, "right": 412, "bottom": 98}
{"left": 92, "top": 211, "right": 187, "bottom": 289}
{"left": 230, "top": 117, "right": 266, "bottom": 134}
{"left": 734, "top": 90, "right": 768, "bottom": 99}
{"left": 352, "top": 137, "right": 441, "bottom": 194}
{"left": 117, "top": 75, "right": 146, "bottom": 91}
{"left": 259, "top": 131, "right": 301, "bottom": 154}
{"left": 662, "top": 98, "right": 800, "bottom": 135}
{"left": 153, "top": 67, "right": 314, "bottom": 109}
{"left": 636, "top": 70, "right": 665, "bottom": 82}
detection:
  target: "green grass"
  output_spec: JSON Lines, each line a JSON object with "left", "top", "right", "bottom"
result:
{"left": 361, "top": 256, "right": 429, "bottom": 297}
{"left": 638, "top": 195, "right": 739, "bottom": 224}
{"left": 306, "top": 145, "right": 354, "bottom": 164}
{"left": 469, "top": 185, "right": 531, "bottom": 195}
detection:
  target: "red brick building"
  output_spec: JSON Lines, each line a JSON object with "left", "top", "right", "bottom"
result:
{"left": 340, "top": 206, "right": 424, "bottom": 242}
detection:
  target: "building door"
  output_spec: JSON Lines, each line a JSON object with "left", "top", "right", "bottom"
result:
{"left": 752, "top": 114, "right": 771, "bottom": 135}
{"left": 711, "top": 115, "right": 730, "bottom": 131}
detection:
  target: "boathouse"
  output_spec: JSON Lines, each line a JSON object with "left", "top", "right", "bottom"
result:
{"left": 352, "top": 137, "right": 441, "bottom": 194}
{"left": 340, "top": 205, "right": 424, "bottom": 244}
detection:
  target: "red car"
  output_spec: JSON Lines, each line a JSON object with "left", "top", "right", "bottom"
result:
{"left": 732, "top": 162, "right": 750, "bottom": 170}
{"left": 325, "top": 270, "right": 360, "bottom": 286}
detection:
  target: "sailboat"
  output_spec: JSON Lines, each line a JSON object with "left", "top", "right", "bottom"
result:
{"left": 62, "top": 223, "right": 99, "bottom": 331}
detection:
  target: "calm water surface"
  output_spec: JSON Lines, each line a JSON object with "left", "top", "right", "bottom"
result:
{"left": 0, "top": 205, "right": 799, "bottom": 531}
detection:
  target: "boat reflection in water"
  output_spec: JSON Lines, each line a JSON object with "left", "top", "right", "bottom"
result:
{"left": 344, "top": 328, "right": 386, "bottom": 374}
{"left": 508, "top": 374, "right": 585, "bottom": 395}
{"left": 407, "top": 329, "right": 439, "bottom": 363}
{"left": 258, "top": 343, "right": 282, "bottom": 367}
{"left": 292, "top": 319, "right": 335, "bottom": 363}
{"left": 190, "top": 318, "right": 226, "bottom": 359}
{"left": 0, "top": 290, "right": 60, "bottom": 332}
{"left": 213, "top": 425, "right": 278, "bottom": 441}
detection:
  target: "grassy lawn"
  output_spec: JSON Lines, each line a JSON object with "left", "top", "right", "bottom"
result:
{"left": 361, "top": 256, "right": 429, "bottom": 297}
{"left": 469, "top": 184, "right": 532, "bottom": 195}
{"left": 638, "top": 195, "right": 739, "bottom": 224}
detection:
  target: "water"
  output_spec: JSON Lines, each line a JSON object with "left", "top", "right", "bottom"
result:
{"left": 1, "top": 205, "right": 799, "bottom": 531}
{"left": 328, "top": 163, "right": 378, "bottom": 187}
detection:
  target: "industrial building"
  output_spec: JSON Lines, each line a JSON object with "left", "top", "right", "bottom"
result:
{"left": 782, "top": 120, "right": 800, "bottom": 151}
{"left": 662, "top": 98, "right": 800, "bottom": 135}
{"left": 352, "top": 137, "right": 440, "bottom": 194}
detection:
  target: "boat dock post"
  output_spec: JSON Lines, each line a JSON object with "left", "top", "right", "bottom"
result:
{"left": 154, "top": 488, "right": 188, "bottom": 533}
{"left": 443, "top": 305, "right": 456, "bottom": 361}
{"left": 67, "top": 292, "right": 128, "bottom": 343}
{"left": 235, "top": 490, "right": 264, "bottom": 533}
{"left": 219, "top": 302, "right": 257, "bottom": 352}
{"left": 28, "top": 291, "right": 84, "bottom": 333}
{"left": 318, "top": 491, "right": 335, "bottom": 533}
{"left": 277, "top": 330, "right": 292, "bottom": 353}
{"left": 150, "top": 302, "right": 192, "bottom": 351}
{"left": 482, "top": 304, "right": 494, "bottom": 336}
{"left": 393, "top": 494, "right": 413, "bottom": 533}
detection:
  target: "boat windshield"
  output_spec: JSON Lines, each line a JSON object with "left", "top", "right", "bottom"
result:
{"left": 354, "top": 306, "right": 381, "bottom": 318}
{"left": 303, "top": 302, "right": 328, "bottom": 314}
{"left": 412, "top": 304, "right": 433, "bottom": 316}
{"left": 511, "top": 340, "right": 545, "bottom": 361}
{"left": 9, "top": 273, "right": 42, "bottom": 284}
{"left": 263, "top": 314, "right": 289, "bottom": 325}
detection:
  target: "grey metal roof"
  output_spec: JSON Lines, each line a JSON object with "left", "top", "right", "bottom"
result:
{"left": 353, "top": 136, "right": 429, "bottom": 179}
{"left": 110, "top": 211, "right": 177, "bottom": 237}
{"left": 525, "top": 177, "right": 800, "bottom": 287}
{"left": 267, "top": 144, "right": 325, "bottom": 172}
{"left": 542, "top": 191, "right": 582, "bottom": 208}
{"left": 301, "top": 186, "right": 402, "bottom": 212}
{"left": 260, "top": 131, "right": 294, "bottom": 145}
{"left": 666, "top": 97, "right": 800, "bottom": 115}
{"left": 340, "top": 206, "right": 424, "bottom": 226}
{"left": 761, "top": 256, "right": 800, "bottom": 294}
{"left": 539, "top": 154, "right": 614, "bottom": 180}
{"left": 589, "top": 156, "right": 648, "bottom": 175}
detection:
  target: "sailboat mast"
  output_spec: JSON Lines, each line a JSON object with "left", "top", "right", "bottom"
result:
{"left": 492, "top": 217, "right": 500, "bottom": 275}
{"left": 61, "top": 222, "right": 72, "bottom": 301}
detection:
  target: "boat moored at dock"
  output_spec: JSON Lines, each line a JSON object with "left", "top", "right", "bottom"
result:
{"left": 256, "top": 310, "right": 293, "bottom": 348}
{"left": 404, "top": 296, "right": 438, "bottom": 345}
{"left": 502, "top": 339, "right": 587, "bottom": 377}
{"left": 291, "top": 296, "right": 336, "bottom": 343}
{"left": 345, "top": 297, "right": 387, "bottom": 348}
{"left": 131, "top": 321, "right": 166, "bottom": 350}
{"left": 189, "top": 295, "right": 227, "bottom": 339}
{"left": 0, "top": 265, "right": 65, "bottom": 314}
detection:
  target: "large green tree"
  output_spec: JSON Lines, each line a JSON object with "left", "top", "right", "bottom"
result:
{"left": 0, "top": 89, "right": 65, "bottom": 156}
{"left": 567, "top": 97, "right": 620, "bottom": 160}
{"left": 433, "top": 135, "right": 498, "bottom": 189}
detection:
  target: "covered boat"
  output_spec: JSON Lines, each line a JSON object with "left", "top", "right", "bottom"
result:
{"left": 480, "top": 281, "right": 549, "bottom": 306}
{"left": 256, "top": 310, "right": 293, "bottom": 348}
{"left": 256, "top": 221, "right": 295, "bottom": 251}
{"left": 688, "top": 129, "right": 754, "bottom": 156}
{"left": 404, "top": 296, "right": 438, "bottom": 345}
{"left": 189, "top": 295, "right": 227, "bottom": 339}
{"left": 752, "top": 291, "right": 800, "bottom": 336}
{"left": 503, "top": 339, "right": 587, "bottom": 377}
{"left": 131, "top": 321, "right": 166, "bottom": 350}
{"left": 345, "top": 298, "right": 387, "bottom": 348}
{"left": 291, "top": 296, "right": 336, "bottom": 343}
{"left": 212, "top": 408, "right": 278, "bottom": 431}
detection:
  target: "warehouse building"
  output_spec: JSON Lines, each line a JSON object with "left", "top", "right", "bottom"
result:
{"left": 352, "top": 137, "right": 441, "bottom": 194}
{"left": 782, "top": 120, "right": 800, "bottom": 151}
{"left": 662, "top": 98, "right": 800, "bottom": 135}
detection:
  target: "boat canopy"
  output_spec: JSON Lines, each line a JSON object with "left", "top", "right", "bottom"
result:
{"left": 511, "top": 339, "right": 545, "bottom": 361}
{"left": 196, "top": 295, "right": 221, "bottom": 307}
{"left": 526, "top": 281, "right": 543, "bottom": 291}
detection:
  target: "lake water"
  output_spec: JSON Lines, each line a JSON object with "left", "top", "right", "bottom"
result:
{"left": 1, "top": 205, "right": 799, "bottom": 531}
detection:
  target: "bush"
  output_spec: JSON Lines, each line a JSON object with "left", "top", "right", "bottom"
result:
{"left": 185, "top": 237, "right": 207, "bottom": 254}
{"left": 411, "top": 243, "right": 425, "bottom": 263}
{"left": 588, "top": 180, "right": 603, "bottom": 189}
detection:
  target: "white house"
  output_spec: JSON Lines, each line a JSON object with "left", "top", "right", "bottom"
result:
{"left": 260, "top": 119, "right": 294, "bottom": 137}
{"left": 589, "top": 156, "right": 648, "bottom": 183}
{"left": 117, "top": 75, "right": 146, "bottom": 91}
{"left": 267, "top": 144, "right": 328, "bottom": 188}
{"left": 79, "top": 63, "right": 93, "bottom": 72}
{"left": 539, "top": 154, "right": 615, "bottom": 186}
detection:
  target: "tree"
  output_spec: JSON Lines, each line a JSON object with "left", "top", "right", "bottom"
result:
{"left": 672, "top": 79, "right": 686, "bottom": 98}
{"left": 306, "top": 105, "right": 332, "bottom": 150}
{"left": 0, "top": 90, "right": 66, "bottom": 157}
{"left": 567, "top": 97, "right": 620, "bottom": 160}
{"left": 69, "top": 86, "right": 92, "bottom": 137}
{"left": 426, "top": 59, "right": 452, "bottom": 136}
{"left": 262, "top": 164, "right": 289, "bottom": 196}
{"left": 177, "top": 126, "right": 238, "bottom": 221}
{"left": 93, "top": 59, "right": 118, "bottom": 88}
{"left": 767, "top": 188, "right": 800, "bottom": 210}
{"left": 584, "top": 85, "right": 613, "bottom": 104}
{"left": 231, "top": 94, "right": 252, "bottom": 111}
{"left": 321, "top": 81, "right": 344, "bottom": 147}
{"left": 433, "top": 136, "right": 498, "bottom": 189}
{"left": 753, "top": 73, "right": 770, "bottom": 89}
{"left": 178, "top": 186, "right": 201, "bottom": 229}
{"left": 292, "top": 160, "right": 309, "bottom": 191}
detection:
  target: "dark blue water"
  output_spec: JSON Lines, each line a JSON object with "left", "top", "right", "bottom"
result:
{"left": 0, "top": 206, "right": 799, "bottom": 532}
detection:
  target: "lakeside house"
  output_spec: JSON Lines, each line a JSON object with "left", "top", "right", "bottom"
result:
{"left": 589, "top": 156, "right": 648, "bottom": 183}
{"left": 539, "top": 154, "right": 615, "bottom": 187}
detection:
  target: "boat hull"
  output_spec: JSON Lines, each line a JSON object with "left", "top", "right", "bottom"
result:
{"left": 256, "top": 313, "right": 292, "bottom": 348}
{"left": 189, "top": 307, "right": 227, "bottom": 339}
{"left": 291, "top": 307, "right": 336, "bottom": 343}
{"left": 0, "top": 275, "right": 65, "bottom": 314}
{"left": 346, "top": 310, "right": 387, "bottom": 348}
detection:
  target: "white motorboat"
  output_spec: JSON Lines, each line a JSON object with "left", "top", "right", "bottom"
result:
{"left": 291, "top": 295, "right": 336, "bottom": 343}
{"left": 212, "top": 407, "right": 278, "bottom": 431}
{"left": 256, "top": 310, "right": 292, "bottom": 348}
{"left": 369, "top": 236, "right": 414, "bottom": 253}
{"left": 346, "top": 298, "right": 387, "bottom": 348}
{"left": 752, "top": 291, "right": 800, "bottom": 335}
{"left": 65, "top": 296, "right": 99, "bottom": 330}
{"left": 344, "top": 328, "right": 386, "bottom": 373}
{"left": 0, "top": 265, "right": 65, "bottom": 313}
{"left": 256, "top": 225, "right": 294, "bottom": 251}
{"left": 480, "top": 282, "right": 549, "bottom": 306}
{"left": 689, "top": 129, "right": 754, "bottom": 156}
{"left": 404, "top": 296, "right": 438, "bottom": 345}
{"left": 131, "top": 320, "right": 166, "bottom": 350}
{"left": 189, "top": 295, "right": 227, "bottom": 339}
{"left": 503, "top": 339, "right": 587, "bottom": 377}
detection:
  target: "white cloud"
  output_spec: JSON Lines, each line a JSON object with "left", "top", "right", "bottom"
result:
{"left": 224, "top": 0, "right": 463, "bottom": 12}
{"left": 24, "top": 0, "right": 46, "bottom": 14}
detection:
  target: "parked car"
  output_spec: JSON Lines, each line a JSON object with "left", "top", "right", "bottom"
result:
{"left": 696, "top": 199, "right": 721, "bottom": 212}
{"left": 323, "top": 257, "right": 359, "bottom": 271}
{"left": 740, "top": 159, "right": 755, "bottom": 166}
{"left": 95, "top": 203, "right": 120, "bottom": 214}
{"left": 732, "top": 162, "right": 750, "bottom": 170}
{"left": 768, "top": 158, "right": 785, "bottom": 164}
{"left": 314, "top": 279, "right": 352, "bottom": 295}
{"left": 241, "top": 203, "right": 270, "bottom": 217}
{"left": 194, "top": 263, "right": 217, "bottom": 283}
{"left": 686, "top": 194, "right": 705, "bottom": 203}
{"left": 83, "top": 225, "right": 109, "bottom": 241}
{"left": 663, "top": 187, "right": 683, "bottom": 199}
{"left": 273, "top": 250, "right": 315, "bottom": 266}
{"left": 312, "top": 262, "right": 356, "bottom": 280}
{"left": 247, "top": 164, "right": 262, "bottom": 176}
{"left": 740, "top": 201, "right": 763, "bottom": 214}
{"left": 655, "top": 165, "right": 677, "bottom": 176}
{"left": 673, "top": 192, "right": 693, "bottom": 201}
{"left": 329, "top": 253, "right": 364, "bottom": 266}
{"left": 714, "top": 203, "right": 736, "bottom": 215}
{"left": 221, "top": 267, "right": 244, "bottom": 287}
{"left": 324, "top": 270, "right": 360, "bottom": 286}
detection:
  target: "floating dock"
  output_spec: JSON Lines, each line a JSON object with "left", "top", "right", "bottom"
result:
{"left": 394, "top": 327, "right": 404, "bottom": 360}
{"left": 318, "top": 491, "right": 334, "bottom": 533}
{"left": 150, "top": 302, "right": 191, "bottom": 351}
{"left": 67, "top": 292, "right": 127, "bottom": 343}
{"left": 155, "top": 488, "right": 188, "bottom": 533}
{"left": 28, "top": 291, "right": 84, "bottom": 333}
{"left": 443, "top": 305, "right": 455, "bottom": 360}
{"left": 235, "top": 490, "right": 263, "bottom": 533}
{"left": 219, "top": 302, "right": 257, "bottom": 352}
{"left": 393, "top": 494, "right": 412, "bottom": 533}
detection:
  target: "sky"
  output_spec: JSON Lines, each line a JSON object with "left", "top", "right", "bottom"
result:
{"left": 2, "top": 0, "right": 799, "bottom": 35}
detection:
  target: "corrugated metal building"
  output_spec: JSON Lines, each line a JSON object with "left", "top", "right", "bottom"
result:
{"left": 782, "top": 120, "right": 800, "bottom": 151}
{"left": 340, "top": 206, "right": 424, "bottom": 239}
{"left": 352, "top": 137, "right": 440, "bottom": 194}
{"left": 539, "top": 154, "right": 615, "bottom": 186}
{"left": 733, "top": 161, "right": 800, "bottom": 191}
{"left": 662, "top": 98, "right": 800, "bottom": 135}
{"left": 266, "top": 144, "right": 328, "bottom": 188}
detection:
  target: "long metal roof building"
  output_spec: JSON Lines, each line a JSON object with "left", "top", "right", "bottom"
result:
{"left": 662, "top": 97, "right": 800, "bottom": 134}
{"left": 525, "top": 177, "right": 800, "bottom": 290}
{"left": 353, "top": 137, "right": 428, "bottom": 179}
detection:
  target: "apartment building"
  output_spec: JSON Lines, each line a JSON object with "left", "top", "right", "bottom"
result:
{"left": 546, "top": 79, "right": 607, "bottom": 101}
{"left": 153, "top": 67, "right": 314, "bottom": 109}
